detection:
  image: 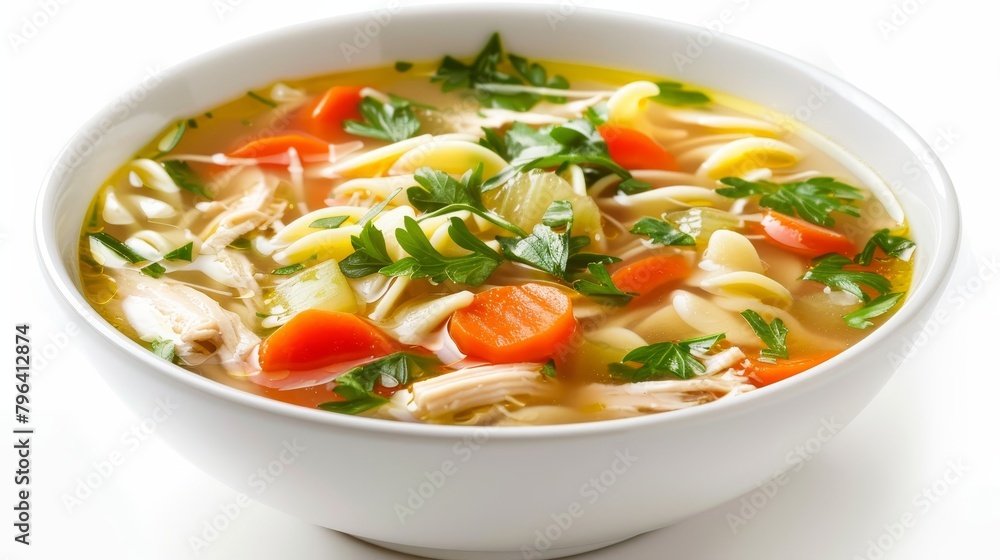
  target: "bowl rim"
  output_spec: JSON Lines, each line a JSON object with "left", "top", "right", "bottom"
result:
{"left": 34, "top": 3, "right": 961, "bottom": 440}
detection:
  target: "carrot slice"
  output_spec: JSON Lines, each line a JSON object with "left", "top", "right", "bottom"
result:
{"left": 296, "top": 85, "right": 365, "bottom": 141}
{"left": 228, "top": 134, "right": 330, "bottom": 163}
{"left": 260, "top": 309, "right": 395, "bottom": 372}
{"left": 449, "top": 283, "right": 577, "bottom": 363}
{"left": 611, "top": 254, "right": 691, "bottom": 298}
{"left": 597, "top": 124, "right": 677, "bottom": 171}
{"left": 743, "top": 351, "right": 837, "bottom": 387}
{"left": 758, "top": 210, "right": 855, "bottom": 258}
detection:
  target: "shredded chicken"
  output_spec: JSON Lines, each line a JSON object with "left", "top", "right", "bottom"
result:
{"left": 112, "top": 270, "right": 259, "bottom": 374}
{"left": 408, "top": 363, "right": 555, "bottom": 419}
{"left": 199, "top": 248, "right": 262, "bottom": 303}
{"left": 200, "top": 176, "right": 285, "bottom": 254}
{"left": 574, "top": 370, "right": 754, "bottom": 416}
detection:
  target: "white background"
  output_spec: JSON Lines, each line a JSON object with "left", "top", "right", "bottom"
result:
{"left": 2, "top": 0, "right": 998, "bottom": 559}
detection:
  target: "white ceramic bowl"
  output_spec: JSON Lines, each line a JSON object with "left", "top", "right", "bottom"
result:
{"left": 35, "top": 5, "right": 959, "bottom": 559}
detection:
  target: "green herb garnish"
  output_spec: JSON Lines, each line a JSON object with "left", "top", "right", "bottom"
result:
{"left": 650, "top": 81, "right": 712, "bottom": 106}
{"left": 309, "top": 216, "right": 350, "bottom": 230}
{"left": 319, "top": 352, "right": 438, "bottom": 415}
{"left": 482, "top": 118, "right": 630, "bottom": 191}
{"left": 740, "top": 310, "right": 789, "bottom": 361}
{"left": 843, "top": 292, "right": 904, "bottom": 329}
{"left": 629, "top": 217, "right": 696, "bottom": 246}
{"left": 162, "top": 160, "right": 212, "bottom": 199}
{"left": 612, "top": 333, "right": 726, "bottom": 381}
{"left": 339, "top": 221, "right": 394, "bottom": 278}
{"left": 343, "top": 96, "right": 421, "bottom": 143}
{"left": 431, "top": 32, "right": 568, "bottom": 112}
{"left": 394, "top": 61, "right": 413, "bottom": 72}
{"left": 380, "top": 217, "right": 503, "bottom": 286}
{"left": 88, "top": 232, "right": 145, "bottom": 264}
{"left": 855, "top": 229, "right": 915, "bottom": 266}
{"left": 716, "top": 176, "right": 863, "bottom": 227}
{"left": 163, "top": 242, "right": 194, "bottom": 262}
{"left": 801, "top": 254, "right": 892, "bottom": 303}
{"left": 572, "top": 263, "right": 635, "bottom": 305}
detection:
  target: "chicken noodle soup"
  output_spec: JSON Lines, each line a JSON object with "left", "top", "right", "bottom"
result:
{"left": 79, "top": 33, "right": 914, "bottom": 425}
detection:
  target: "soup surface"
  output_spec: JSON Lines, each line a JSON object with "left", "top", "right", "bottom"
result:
{"left": 79, "top": 33, "right": 914, "bottom": 425}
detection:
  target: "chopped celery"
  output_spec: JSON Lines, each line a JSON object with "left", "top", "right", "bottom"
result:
{"left": 483, "top": 169, "right": 603, "bottom": 242}
{"left": 263, "top": 260, "right": 357, "bottom": 327}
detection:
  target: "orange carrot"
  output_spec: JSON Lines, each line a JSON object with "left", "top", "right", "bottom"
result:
{"left": 743, "top": 351, "right": 837, "bottom": 387}
{"left": 449, "top": 283, "right": 577, "bottom": 363}
{"left": 296, "top": 85, "right": 365, "bottom": 141}
{"left": 260, "top": 309, "right": 395, "bottom": 372}
{"left": 758, "top": 210, "right": 855, "bottom": 258}
{"left": 227, "top": 134, "right": 330, "bottom": 163}
{"left": 611, "top": 254, "right": 691, "bottom": 299}
{"left": 597, "top": 124, "right": 677, "bottom": 171}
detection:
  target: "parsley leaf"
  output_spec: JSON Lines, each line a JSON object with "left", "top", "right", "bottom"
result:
{"left": 739, "top": 310, "right": 789, "bottom": 361}
{"left": 855, "top": 229, "right": 916, "bottom": 266}
{"left": 844, "top": 292, "right": 904, "bottom": 329}
{"left": 407, "top": 165, "right": 483, "bottom": 213}
{"left": 339, "top": 221, "right": 394, "bottom": 278}
{"left": 140, "top": 262, "right": 166, "bottom": 279}
{"left": 572, "top": 263, "right": 635, "bottom": 305}
{"left": 163, "top": 160, "right": 212, "bottom": 199}
{"left": 380, "top": 217, "right": 502, "bottom": 286}
{"left": 163, "top": 242, "right": 194, "bottom": 262}
{"left": 716, "top": 176, "right": 863, "bottom": 227}
{"left": 800, "top": 254, "right": 892, "bottom": 303}
{"left": 480, "top": 122, "right": 561, "bottom": 163}
{"left": 394, "top": 61, "right": 413, "bottom": 72}
{"left": 482, "top": 118, "right": 630, "bottom": 191}
{"left": 497, "top": 200, "right": 574, "bottom": 278}
{"left": 650, "top": 81, "right": 712, "bottom": 106}
{"left": 630, "top": 217, "right": 696, "bottom": 246}
{"left": 89, "top": 232, "right": 146, "bottom": 264}
{"left": 309, "top": 216, "right": 349, "bottom": 230}
{"left": 343, "top": 96, "right": 421, "bottom": 143}
{"left": 508, "top": 53, "right": 569, "bottom": 103}
{"left": 431, "top": 32, "right": 569, "bottom": 112}
{"left": 319, "top": 352, "right": 438, "bottom": 415}
{"left": 613, "top": 333, "right": 726, "bottom": 381}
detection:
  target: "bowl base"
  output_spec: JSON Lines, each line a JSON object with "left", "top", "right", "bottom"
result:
{"left": 352, "top": 534, "right": 635, "bottom": 560}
